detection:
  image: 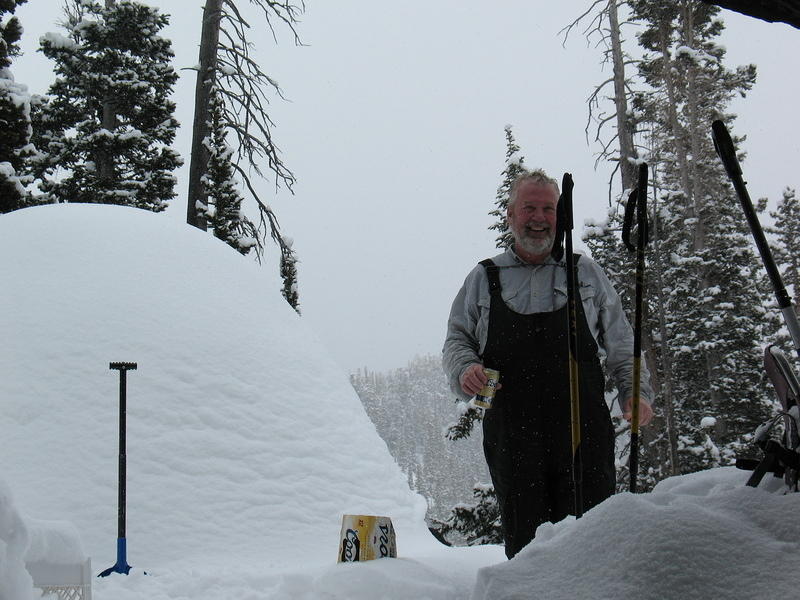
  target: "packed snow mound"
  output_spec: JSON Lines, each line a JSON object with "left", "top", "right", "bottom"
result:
{"left": 472, "top": 467, "right": 800, "bottom": 600}
{"left": 0, "top": 479, "right": 37, "bottom": 600}
{"left": 0, "top": 204, "right": 428, "bottom": 573}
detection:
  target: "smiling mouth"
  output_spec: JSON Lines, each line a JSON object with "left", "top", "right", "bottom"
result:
{"left": 525, "top": 225, "right": 550, "bottom": 235}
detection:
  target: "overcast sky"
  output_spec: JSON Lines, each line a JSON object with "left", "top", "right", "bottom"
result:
{"left": 12, "top": 1, "right": 800, "bottom": 372}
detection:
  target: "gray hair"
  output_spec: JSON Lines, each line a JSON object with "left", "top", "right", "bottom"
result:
{"left": 508, "top": 169, "right": 560, "bottom": 210}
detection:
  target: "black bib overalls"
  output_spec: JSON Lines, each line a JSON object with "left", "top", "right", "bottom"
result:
{"left": 479, "top": 257, "right": 615, "bottom": 558}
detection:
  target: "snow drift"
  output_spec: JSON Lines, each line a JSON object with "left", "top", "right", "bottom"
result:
{"left": 0, "top": 204, "right": 428, "bottom": 573}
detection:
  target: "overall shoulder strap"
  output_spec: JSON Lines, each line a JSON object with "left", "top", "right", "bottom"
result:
{"left": 479, "top": 259, "right": 502, "bottom": 296}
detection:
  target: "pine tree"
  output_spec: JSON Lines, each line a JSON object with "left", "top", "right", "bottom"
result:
{"left": 431, "top": 484, "right": 502, "bottom": 547}
{"left": 35, "top": 0, "right": 181, "bottom": 211}
{"left": 769, "top": 187, "right": 800, "bottom": 308}
{"left": 631, "top": 0, "right": 772, "bottom": 472}
{"left": 0, "top": 0, "right": 32, "bottom": 213}
{"left": 489, "top": 125, "right": 526, "bottom": 249}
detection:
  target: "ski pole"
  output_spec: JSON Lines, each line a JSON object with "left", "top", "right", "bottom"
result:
{"left": 562, "top": 172, "right": 584, "bottom": 518}
{"left": 622, "top": 162, "right": 650, "bottom": 493}
{"left": 99, "top": 361, "right": 137, "bottom": 578}
{"left": 712, "top": 120, "right": 800, "bottom": 359}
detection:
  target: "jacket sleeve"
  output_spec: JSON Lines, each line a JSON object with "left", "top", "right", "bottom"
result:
{"left": 442, "top": 266, "right": 484, "bottom": 401}
{"left": 590, "top": 260, "right": 654, "bottom": 407}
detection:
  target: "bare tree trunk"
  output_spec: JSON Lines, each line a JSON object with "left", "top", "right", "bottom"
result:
{"left": 97, "top": 0, "right": 117, "bottom": 184}
{"left": 680, "top": 4, "right": 724, "bottom": 442}
{"left": 608, "top": 0, "right": 638, "bottom": 193}
{"left": 186, "top": 0, "right": 222, "bottom": 230}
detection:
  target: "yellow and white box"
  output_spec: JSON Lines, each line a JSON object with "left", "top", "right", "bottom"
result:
{"left": 338, "top": 515, "right": 397, "bottom": 562}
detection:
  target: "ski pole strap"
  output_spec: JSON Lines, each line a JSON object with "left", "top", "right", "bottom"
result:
{"left": 479, "top": 259, "right": 502, "bottom": 297}
{"left": 622, "top": 183, "right": 650, "bottom": 252}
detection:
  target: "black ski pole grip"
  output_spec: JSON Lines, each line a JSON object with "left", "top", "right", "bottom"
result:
{"left": 622, "top": 164, "right": 650, "bottom": 253}
{"left": 561, "top": 173, "right": 574, "bottom": 232}
{"left": 711, "top": 119, "right": 742, "bottom": 179}
{"left": 622, "top": 188, "right": 637, "bottom": 252}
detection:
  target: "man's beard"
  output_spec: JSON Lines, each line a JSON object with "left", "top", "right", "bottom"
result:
{"left": 512, "top": 223, "right": 555, "bottom": 256}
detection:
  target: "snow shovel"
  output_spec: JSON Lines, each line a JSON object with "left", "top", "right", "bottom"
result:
{"left": 98, "top": 361, "right": 137, "bottom": 577}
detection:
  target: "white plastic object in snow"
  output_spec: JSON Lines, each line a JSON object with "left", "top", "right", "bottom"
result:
{"left": 27, "top": 557, "right": 92, "bottom": 600}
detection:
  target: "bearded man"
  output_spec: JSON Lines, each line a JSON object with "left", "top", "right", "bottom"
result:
{"left": 442, "top": 168, "right": 653, "bottom": 559}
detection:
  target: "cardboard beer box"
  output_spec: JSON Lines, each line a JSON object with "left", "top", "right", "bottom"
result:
{"left": 337, "top": 515, "right": 397, "bottom": 562}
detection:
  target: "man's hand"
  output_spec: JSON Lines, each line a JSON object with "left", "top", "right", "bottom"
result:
{"left": 622, "top": 397, "right": 653, "bottom": 426}
{"left": 460, "top": 363, "right": 488, "bottom": 396}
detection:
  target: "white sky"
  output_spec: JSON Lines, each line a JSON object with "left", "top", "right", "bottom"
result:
{"left": 11, "top": 1, "right": 800, "bottom": 372}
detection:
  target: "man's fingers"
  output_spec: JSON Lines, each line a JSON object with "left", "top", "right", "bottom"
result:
{"left": 623, "top": 401, "right": 653, "bottom": 426}
{"left": 460, "top": 364, "right": 488, "bottom": 395}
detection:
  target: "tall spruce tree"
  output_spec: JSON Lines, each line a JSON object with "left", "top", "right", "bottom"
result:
{"left": 631, "top": 0, "right": 773, "bottom": 471}
{"left": 0, "top": 0, "right": 32, "bottom": 213}
{"left": 34, "top": 0, "right": 181, "bottom": 211}
{"left": 489, "top": 125, "right": 526, "bottom": 249}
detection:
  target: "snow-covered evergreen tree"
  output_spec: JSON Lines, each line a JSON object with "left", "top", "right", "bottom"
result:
{"left": 0, "top": 0, "right": 33, "bottom": 213}
{"left": 631, "top": 0, "right": 773, "bottom": 472}
{"left": 488, "top": 125, "right": 525, "bottom": 249}
{"left": 203, "top": 86, "right": 257, "bottom": 255}
{"left": 769, "top": 187, "right": 800, "bottom": 309}
{"left": 431, "top": 484, "right": 502, "bottom": 547}
{"left": 34, "top": 0, "right": 181, "bottom": 211}
{"left": 280, "top": 243, "right": 300, "bottom": 313}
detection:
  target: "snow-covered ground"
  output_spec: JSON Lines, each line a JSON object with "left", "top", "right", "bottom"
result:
{"left": 1, "top": 204, "right": 798, "bottom": 599}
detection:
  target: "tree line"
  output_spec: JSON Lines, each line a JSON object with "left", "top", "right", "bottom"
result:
{"left": 0, "top": 0, "right": 301, "bottom": 310}
{"left": 349, "top": 356, "right": 491, "bottom": 531}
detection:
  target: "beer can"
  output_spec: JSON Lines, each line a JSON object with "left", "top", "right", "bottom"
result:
{"left": 473, "top": 368, "right": 500, "bottom": 409}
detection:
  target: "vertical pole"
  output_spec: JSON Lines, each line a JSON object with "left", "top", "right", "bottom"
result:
{"left": 623, "top": 163, "right": 649, "bottom": 493}
{"left": 631, "top": 163, "right": 648, "bottom": 493}
{"left": 562, "top": 173, "right": 583, "bottom": 518}
{"left": 99, "top": 362, "right": 136, "bottom": 577}
{"left": 118, "top": 367, "right": 127, "bottom": 542}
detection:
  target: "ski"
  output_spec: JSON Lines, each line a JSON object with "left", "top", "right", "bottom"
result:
{"left": 712, "top": 120, "right": 800, "bottom": 492}
{"left": 712, "top": 120, "right": 800, "bottom": 357}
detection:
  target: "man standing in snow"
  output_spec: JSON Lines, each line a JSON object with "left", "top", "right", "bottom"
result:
{"left": 443, "top": 168, "right": 653, "bottom": 559}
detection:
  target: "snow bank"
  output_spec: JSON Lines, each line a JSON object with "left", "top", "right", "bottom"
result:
{"left": 472, "top": 467, "right": 800, "bottom": 599}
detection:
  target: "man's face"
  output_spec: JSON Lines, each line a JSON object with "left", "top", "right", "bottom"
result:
{"left": 507, "top": 181, "right": 558, "bottom": 260}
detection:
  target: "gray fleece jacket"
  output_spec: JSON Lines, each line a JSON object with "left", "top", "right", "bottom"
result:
{"left": 442, "top": 247, "right": 653, "bottom": 408}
